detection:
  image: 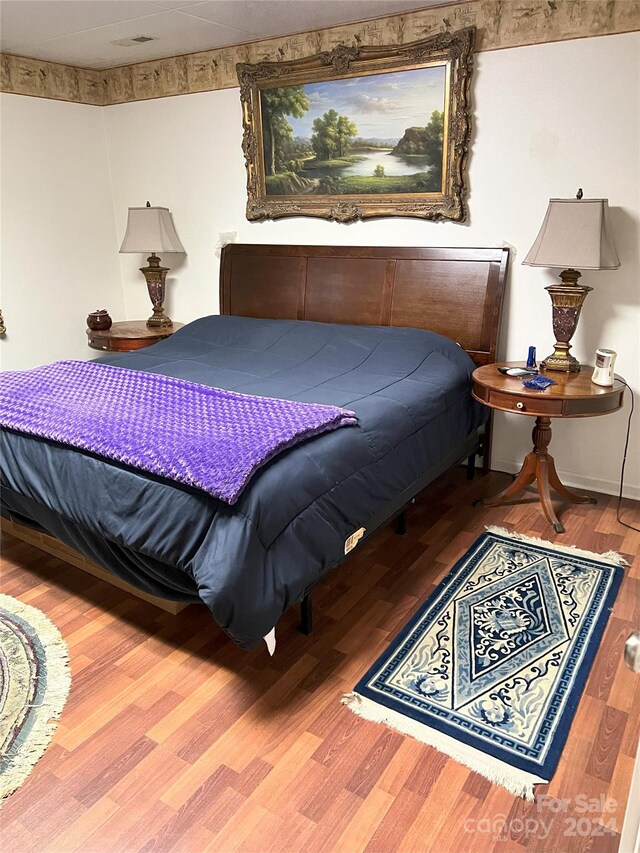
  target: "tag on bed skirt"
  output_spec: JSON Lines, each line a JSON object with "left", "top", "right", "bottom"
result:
{"left": 344, "top": 527, "right": 366, "bottom": 555}
{"left": 263, "top": 628, "right": 276, "bottom": 656}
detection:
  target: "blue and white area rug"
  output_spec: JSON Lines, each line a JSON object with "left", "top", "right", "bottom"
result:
{"left": 343, "top": 527, "right": 625, "bottom": 799}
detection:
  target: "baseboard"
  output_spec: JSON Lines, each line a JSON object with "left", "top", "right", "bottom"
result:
{"left": 491, "top": 457, "right": 640, "bottom": 502}
{"left": 1, "top": 517, "right": 189, "bottom": 615}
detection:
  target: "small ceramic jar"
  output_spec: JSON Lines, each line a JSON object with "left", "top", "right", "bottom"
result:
{"left": 87, "top": 310, "right": 112, "bottom": 331}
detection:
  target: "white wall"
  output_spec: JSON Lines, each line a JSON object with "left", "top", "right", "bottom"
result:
{"left": 2, "top": 32, "right": 639, "bottom": 497}
{"left": 0, "top": 94, "right": 124, "bottom": 371}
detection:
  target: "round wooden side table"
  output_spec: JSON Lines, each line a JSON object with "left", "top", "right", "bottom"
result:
{"left": 87, "top": 321, "right": 184, "bottom": 353}
{"left": 472, "top": 363, "right": 625, "bottom": 533}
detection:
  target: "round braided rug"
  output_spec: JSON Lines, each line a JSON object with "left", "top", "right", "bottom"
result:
{"left": 0, "top": 594, "right": 70, "bottom": 803}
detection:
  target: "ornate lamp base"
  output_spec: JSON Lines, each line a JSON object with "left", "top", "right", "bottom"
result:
{"left": 140, "top": 253, "right": 173, "bottom": 329}
{"left": 541, "top": 340, "right": 581, "bottom": 372}
{"left": 540, "top": 269, "right": 591, "bottom": 373}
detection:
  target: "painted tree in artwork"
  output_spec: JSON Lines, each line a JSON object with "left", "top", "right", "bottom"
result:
{"left": 423, "top": 110, "right": 444, "bottom": 172}
{"left": 261, "top": 86, "right": 309, "bottom": 175}
{"left": 311, "top": 109, "right": 357, "bottom": 160}
{"left": 337, "top": 114, "right": 358, "bottom": 157}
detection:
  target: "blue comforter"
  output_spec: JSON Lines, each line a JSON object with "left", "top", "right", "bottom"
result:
{"left": 1, "top": 316, "right": 485, "bottom": 648}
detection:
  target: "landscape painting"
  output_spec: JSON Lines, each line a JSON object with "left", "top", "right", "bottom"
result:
{"left": 261, "top": 66, "right": 446, "bottom": 198}
{"left": 237, "top": 29, "right": 475, "bottom": 222}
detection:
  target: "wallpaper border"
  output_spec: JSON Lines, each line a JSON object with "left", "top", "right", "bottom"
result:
{"left": 1, "top": 0, "right": 639, "bottom": 107}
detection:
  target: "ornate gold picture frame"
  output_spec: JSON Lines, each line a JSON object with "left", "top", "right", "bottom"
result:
{"left": 237, "top": 28, "right": 474, "bottom": 223}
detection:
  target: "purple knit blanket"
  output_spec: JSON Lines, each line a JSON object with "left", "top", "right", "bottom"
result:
{"left": 0, "top": 360, "right": 357, "bottom": 504}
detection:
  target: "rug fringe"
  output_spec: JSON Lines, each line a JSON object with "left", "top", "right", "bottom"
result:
{"left": 342, "top": 692, "right": 544, "bottom": 800}
{"left": 0, "top": 595, "right": 71, "bottom": 805}
{"left": 486, "top": 526, "right": 628, "bottom": 567}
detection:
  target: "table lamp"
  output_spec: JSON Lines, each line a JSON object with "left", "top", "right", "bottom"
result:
{"left": 522, "top": 190, "right": 620, "bottom": 372}
{"left": 119, "top": 202, "right": 186, "bottom": 328}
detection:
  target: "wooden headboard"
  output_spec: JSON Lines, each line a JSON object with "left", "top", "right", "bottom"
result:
{"left": 220, "top": 245, "right": 509, "bottom": 366}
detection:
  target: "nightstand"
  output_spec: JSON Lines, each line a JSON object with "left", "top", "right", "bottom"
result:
{"left": 472, "top": 362, "right": 625, "bottom": 533}
{"left": 87, "top": 321, "right": 184, "bottom": 353}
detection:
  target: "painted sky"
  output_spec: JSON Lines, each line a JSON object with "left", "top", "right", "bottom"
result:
{"left": 285, "top": 65, "right": 446, "bottom": 141}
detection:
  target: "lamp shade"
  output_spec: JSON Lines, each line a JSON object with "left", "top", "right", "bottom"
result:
{"left": 119, "top": 206, "right": 185, "bottom": 254}
{"left": 522, "top": 197, "right": 620, "bottom": 270}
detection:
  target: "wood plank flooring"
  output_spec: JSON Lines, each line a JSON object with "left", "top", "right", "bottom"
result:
{"left": 1, "top": 469, "right": 639, "bottom": 853}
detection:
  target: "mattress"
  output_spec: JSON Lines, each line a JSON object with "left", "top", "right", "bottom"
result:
{"left": 1, "top": 315, "right": 486, "bottom": 648}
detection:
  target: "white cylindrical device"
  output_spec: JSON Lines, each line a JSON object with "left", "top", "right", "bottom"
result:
{"left": 591, "top": 349, "right": 617, "bottom": 386}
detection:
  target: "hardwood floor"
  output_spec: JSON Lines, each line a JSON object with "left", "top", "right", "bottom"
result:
{"left": 1, "top": 469, "right": 639, "bottom": 853}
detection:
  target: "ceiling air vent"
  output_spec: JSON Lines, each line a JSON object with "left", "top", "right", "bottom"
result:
{"left": 111, "top": 36, "right": 156, "bottom": 47}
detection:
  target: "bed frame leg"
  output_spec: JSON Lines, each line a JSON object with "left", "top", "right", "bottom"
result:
{"left": 395, "top": 511, "right": 407, "bottom": 536}
{"left": 466, "top": 452, "right": 477, "bottom": 480}
{"left": 482, "top": 413, "right": 493, "bottom": 474}
{"left": 300, "top": 594, "right": 313, "bottom": 635}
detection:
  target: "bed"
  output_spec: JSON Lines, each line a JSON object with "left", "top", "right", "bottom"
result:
{"left": 0, "top": 244, "right": 508, "bottom": 649}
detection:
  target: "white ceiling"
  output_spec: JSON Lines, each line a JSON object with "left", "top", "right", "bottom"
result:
{"left": 0, "top": 0, "right": 451, "bottom": 70}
